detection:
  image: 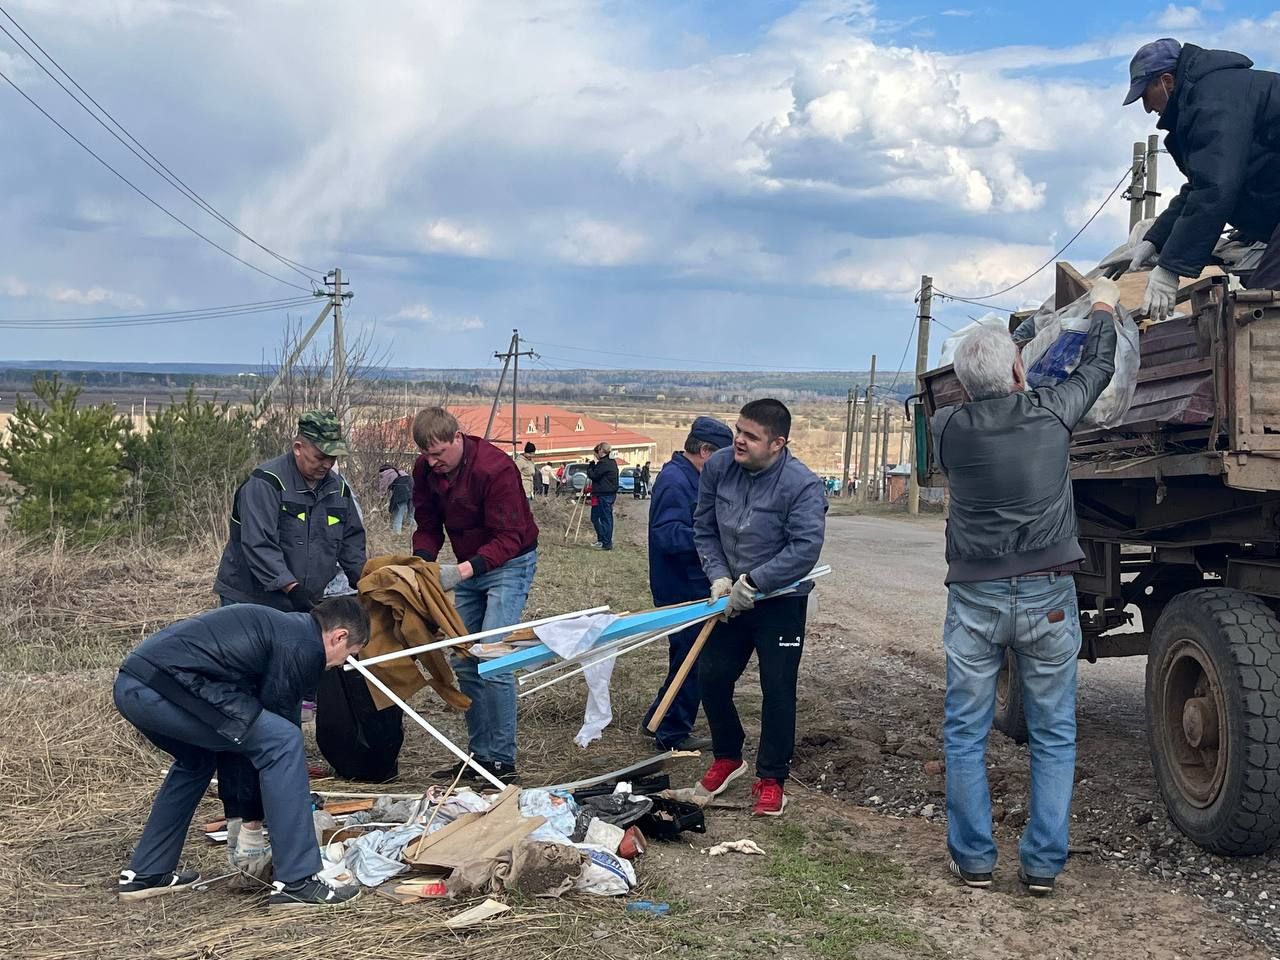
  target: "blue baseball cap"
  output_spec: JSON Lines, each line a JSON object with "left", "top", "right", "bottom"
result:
{"left": 689, "top": 416, "right": 733, "bottom": 450}
{"left": 1124, "top": 38, "right": 1182, "bottom": 105}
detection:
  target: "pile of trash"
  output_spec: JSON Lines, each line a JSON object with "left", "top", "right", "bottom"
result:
{"left": 209, "top": 774, "right": 709, "bottom": 906}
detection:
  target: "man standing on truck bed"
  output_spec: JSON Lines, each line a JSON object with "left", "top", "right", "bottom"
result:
{"left": 1124, "top": 38, "right": 1280, "bottom": 318}
{"left": 931, "top": 279, "right": 1121, "bottom": 898}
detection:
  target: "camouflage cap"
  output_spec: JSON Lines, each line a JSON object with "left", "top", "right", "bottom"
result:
{"left": 298, "top": 410, "right": 350, "bottom": 456}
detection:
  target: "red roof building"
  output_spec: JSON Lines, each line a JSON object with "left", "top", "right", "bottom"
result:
{"left": 373, "top": 404, "right": 657, "bottom": 467}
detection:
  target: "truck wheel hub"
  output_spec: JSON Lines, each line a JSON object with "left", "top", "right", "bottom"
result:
{"left": 1182, "top": 697, "right": 1220, "bottom": 749}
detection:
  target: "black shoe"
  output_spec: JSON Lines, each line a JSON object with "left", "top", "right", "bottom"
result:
{"left": 269, "top": 875, "right": 361, "bottom": 910}
{"left": 483, "top": 760, "right": 521, "bottom": 784}
{"left": 430, "top": 760, "right": 482, "bottom": 783}
{"left": 118, "top": 869, "right": 200, "bottom": 901}
{"left": 661, "top": 735, "right": 713, "bottom": 751}
{"left": 1018, "top": 869, "right": 1055, "bottom": 897}
{"left": 637, "top": 721, "right": 658, "bottom": 739}
{"left": 947, "top": 859, "right": 993, "bottom": 889}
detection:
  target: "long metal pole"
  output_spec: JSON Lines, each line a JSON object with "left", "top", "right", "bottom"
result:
{"left": 907, "top": 275, "right": 932, "bottom": 515}
{"left": 857, "top": 356, "right": 876, "bottom": 503}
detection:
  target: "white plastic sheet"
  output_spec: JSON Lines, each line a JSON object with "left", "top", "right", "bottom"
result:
{"left": 939, "top": 313, "right": 1010, "bottom": 366}
{"left": 533, "top": 614, "right": 621, "bottom": 747}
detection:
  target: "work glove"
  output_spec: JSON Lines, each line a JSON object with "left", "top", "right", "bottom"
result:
{"left": 1142, "top": 266, "right": 1179, "bottom": 322}
{"left": 708, "top": 577, "right": 732, "bottom": 604}
{"left": 727, "top": 574, "right": 757, "bottom": 617}
{"left": 1129, "top": 239, "right": 1159, "bottom": 272}
{"left": 287, "top": 588, "right": 313, "bottom": 613}
{"left": 226, "top": 819, "right": 273, "bottom": 886}
{"left": 437, "top": 563, "right": 463, "bottom": 592}
{"left": 1089, "top": 277, "right": 1121, "bottom": 311}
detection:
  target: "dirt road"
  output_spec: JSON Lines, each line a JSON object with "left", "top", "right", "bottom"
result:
{"left": 801, "top": 512, "right": 1280, "bottom": 954}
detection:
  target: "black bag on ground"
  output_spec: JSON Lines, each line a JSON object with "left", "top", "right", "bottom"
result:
{"left": 315, "top": 666, "right": 403, "bottom": 782}
{"left": 636, "top": 797, "right": 706, "bottom": 840}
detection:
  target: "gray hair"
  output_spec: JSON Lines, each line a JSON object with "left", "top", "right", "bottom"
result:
{"left": 953, "top": 325, "right": 1019, "bottom": 401}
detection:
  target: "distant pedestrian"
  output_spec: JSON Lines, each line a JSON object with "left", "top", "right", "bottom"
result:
{"left": 540, "top": 462, "right": 555, "bottom": 497}
{"left": 515, "top": 442, "right": 537, "bottom": 502}
{"left": 640, "top": 461, "right": 652, "bottom": 499}
{"left": 378, "top": 463, "right": 413, "bottom": 534}
{"left": 587, "top": 442, "right": 619, "bottom": 550}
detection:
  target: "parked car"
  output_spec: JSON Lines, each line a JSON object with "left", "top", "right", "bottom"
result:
{"left": 619, "top": 467, "right": 636, "bottom": 494}
{"left": 563, "top": 462, "right": 591, "bottom": 496}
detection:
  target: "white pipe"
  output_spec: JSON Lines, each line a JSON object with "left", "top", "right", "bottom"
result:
{"left": 346, "top": 656, "right": 506, "bottom": 791}
{"left": 345, "top": 604, "right": 611, "bottom": 670}
{"left": 516, "top": 624, "right": 670, "bottom": 685}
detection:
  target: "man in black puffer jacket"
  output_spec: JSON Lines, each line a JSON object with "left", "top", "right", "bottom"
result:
{"left": 586, "top": 442, "right": 620, "bottom": 551}
{"left": 1124, "top": 39, "right": 1280, "bottom": 317}
{"left": 113, "top": 598, "right": 368, "bottom": 909}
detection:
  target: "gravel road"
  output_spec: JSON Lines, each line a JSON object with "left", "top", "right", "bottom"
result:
{"left": 809, "top": 513, "right": 1280, "bottom": 952}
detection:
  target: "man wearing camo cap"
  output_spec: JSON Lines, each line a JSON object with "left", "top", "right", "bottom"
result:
{"left": 215, "top": 410, "right": 367, "bottom": 612}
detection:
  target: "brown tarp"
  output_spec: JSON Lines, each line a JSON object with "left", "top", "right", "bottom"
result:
{"left": 355, "top": 555, "right": 471, "bottom": 711}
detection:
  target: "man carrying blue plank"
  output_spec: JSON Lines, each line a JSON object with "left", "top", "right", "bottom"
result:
{"left": 692, "top": 399, "right": 827, "bottom": 817}
{"left": 640, "top": 415, "right": 735, "bottom": 751}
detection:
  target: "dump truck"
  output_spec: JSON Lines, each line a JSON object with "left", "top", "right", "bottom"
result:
{"left": 917, "top": 269, "right": 1280, "bottom": 856}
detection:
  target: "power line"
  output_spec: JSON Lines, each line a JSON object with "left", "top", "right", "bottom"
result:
{"left": 526, "top": 340, "right": 853, "bottom": 373}
{"left": 934, "top": 164, "right": 1132, "bottom": 306}
{"left": 0, "top": 296, "right": 317, "bottom": 329}
{"left": 0, "top": 4, "right": 322, "bottom": 284}
{"left": 883, "top": 316, "right": 917, "bottom": 394}
{"left": 0, "top": 65, "right": 315, "bottom": 294}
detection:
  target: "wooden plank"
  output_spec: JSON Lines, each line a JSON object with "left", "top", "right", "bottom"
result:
{"left": 1137, "top": 358, "right": 1213, "bottom": 384}
{"left": 1055, "top": 261, "right": 1089, "bottom": 308}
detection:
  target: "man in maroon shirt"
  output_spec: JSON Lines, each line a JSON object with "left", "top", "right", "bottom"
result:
{"left": 411, "top": 407, "right": 539, "bottom": 783}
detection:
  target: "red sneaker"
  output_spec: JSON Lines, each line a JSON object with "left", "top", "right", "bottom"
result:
{"left": 751, "top": 778, "right": 788, "bottom": 817}
{"left": 699, "top": 758, "right": 747, "bottom": 796}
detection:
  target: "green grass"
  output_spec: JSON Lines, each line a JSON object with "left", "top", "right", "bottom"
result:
{"left": 759, "top": 822, "right": 931, "bottom": 958}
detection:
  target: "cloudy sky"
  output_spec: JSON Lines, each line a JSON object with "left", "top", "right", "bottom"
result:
{"left": 0, "top": 0, "right": 1276, "bottom": 373}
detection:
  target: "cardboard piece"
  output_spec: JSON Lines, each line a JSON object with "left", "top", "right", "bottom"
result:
{"left": 406, "top": 786, "right": 545, "bottom": 871}
{"left": 444, "top": 897, "right": 512, "bottom": 930}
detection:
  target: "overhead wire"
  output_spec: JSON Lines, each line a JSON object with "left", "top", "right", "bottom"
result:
{"left": 526, "top": 340, "right": 853, "bottom": 373}
{"left": 0, "top": 296, "right": 318, "bottom": 329}
{"left": 933, "top": 164, "right": 1133, "bottom": 306}
{"left": 0, "top": 67, "right": 315, "bottom": 294}
{"left": 0, "top": 4, "right": 323, "bottom": 285}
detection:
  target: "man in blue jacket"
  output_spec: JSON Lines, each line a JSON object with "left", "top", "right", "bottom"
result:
{"left": 692, "top": 399, "right": 826, "bottom": 817}
{"left": 113, "top": 597, "right": 369, "bottom": 909}
{"left": 641, "top": 415, "right": 734, "bottom": 750}
{"left": 1123, "top": 39, "right": 1280, "bottom": 316}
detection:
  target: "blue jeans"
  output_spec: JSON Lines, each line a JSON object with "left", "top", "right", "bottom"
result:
{"left": 943, "top": 574, "right": 1080, "bottom": 878}
{"left": 390, "top": 503, "right": 408, "bottom": 534}
{"left": 591, "top": 495, "right": 616, "bottom": 548}
{"left": 451, "top": 550, "right": 537, "bottom": 766}
{"left": 113, "top": 673, "right": 321, "bottom": 884}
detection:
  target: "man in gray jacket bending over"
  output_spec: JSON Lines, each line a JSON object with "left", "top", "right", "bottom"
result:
{"left": 693, "top": 398, "right": 826, "bottom": 817}
{"left": 931, "top": 278, "right": 1120, "bottom": 898}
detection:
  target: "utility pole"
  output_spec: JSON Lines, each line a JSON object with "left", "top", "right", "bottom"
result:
{"left": 1144, "top": 133, "right": 1160, "bottom": 221}
{"left": 841, "top": 387, "right": 856, "bottom": 498}
{"left": 252, "top": 272, "right": 342, "bottom": 418}
{"left": 908, "top": 275, "right": 932, "bottom": 515}
{"left": 857, "top": 355, "right": 877, "bottom": 503}
{"left": 1128, "top": 141, "right": 1146, "bottom": 230}
{"left": 881, "top": 405, "right": 891, "bottom": 500}
{"left": 486, "top": 329, "right": 537, "bottom": 448}
{"left": 331, "top": 268, "right": 347, "bottom": 418}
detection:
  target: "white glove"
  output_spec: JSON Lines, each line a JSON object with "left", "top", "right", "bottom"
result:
{"left": 1142, "top": 266, "right": 1179, "bottom": 322}
{"left": 708, "top": 577, "right": 732, "bottom": 604}
{"left": 437, "top": 564, "right": 462, "bottom": 592}
{"left": 1090, "top": 277, "right": 1121, "bottom": 311}
{"left": 727, "top": 575, "right": 757, "bottom": 617}
{"left": 227, "top": 820, "right": 273, "bottom": 884}
{"left": 1129, "top": 239, "right": 1159, "bottom": 272}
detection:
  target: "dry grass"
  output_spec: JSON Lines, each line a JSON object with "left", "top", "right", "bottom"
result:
{"left": 0, "top": 496, "right": 930, "bottom": 960}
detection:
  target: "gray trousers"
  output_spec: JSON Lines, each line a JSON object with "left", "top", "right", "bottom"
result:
{"left": 112, "top": 673, "right": 321, "bottom": 884}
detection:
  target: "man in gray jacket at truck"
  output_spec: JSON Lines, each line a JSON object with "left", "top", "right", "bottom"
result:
{"left": 692, "top": 398, "right": 826, "bottom": 817}
{"left": 930, "top": 278, "right": 1120, "bottom": 898}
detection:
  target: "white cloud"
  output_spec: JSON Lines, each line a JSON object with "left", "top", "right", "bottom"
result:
{"left": 1157, "top": 4, "right": 1203, "bottom": 29}
{"left": 391, "top": 304, "right": 483, "bottom": 332}
{"left": 553, "top": 218, "right": 647, "bottom": 267}
{"left": 415, "top": 219, "right": 490, "bottom": 257}
{"left": 940, "top": 9, "right": 973, "bottom": 16}
{"left": 0, "top": 276, "right": 30, "bottom": 298}
{"left": 47, "top": 286, "right": 144, "bottom": 308}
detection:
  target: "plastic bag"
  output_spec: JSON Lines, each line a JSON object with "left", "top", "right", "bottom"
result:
{"left": 1022, "top": 295, "right": 1141, "bottom": 430}
{"left": 573, "top": 844, "right": 636, "bottom": 896}
{"left": 939, "top": 313, "right": 1009, "bottom": 366}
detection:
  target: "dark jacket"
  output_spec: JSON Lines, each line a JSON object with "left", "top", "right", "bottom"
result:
{"left": 693, "top": 446, "right": 827, "bottom": 595}
{"left": 411, "top": 434, "right": 539, "bottom": 576}
{"left": 119, "top": 604, "right": 325, "bottom": 744}
{"left": 389, "top": 473, "right": 412, "bottom": 510}
{"left": 930, "top": 308, "right": 1117, "bottom": 584}
{"left": 1146, "top": 45, "right": 1280, "bottom": 278}
{"left": 648, "top": 452, "right": 708, "bottom": 604}
{"left": 587, "top": 456, "right": 620, "bottom": 496}
{"left": 214, "top": 451, "right": 367, "bottom": 609}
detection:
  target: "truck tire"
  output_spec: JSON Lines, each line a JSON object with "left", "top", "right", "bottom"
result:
{"left": 994, "top": 649, "right": 1029, "bottom": 745}
{"left": 1146, "top": 588, "right": 1280, "bottom": 855}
